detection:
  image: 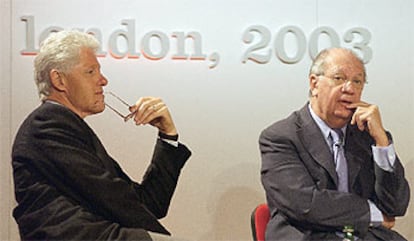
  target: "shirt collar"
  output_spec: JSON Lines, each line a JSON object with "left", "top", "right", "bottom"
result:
{"left": 45, "top": 99, "right": 63, "bottom": 106}
{"left": 308, "top": 103, "right": 347, "bottom": 142}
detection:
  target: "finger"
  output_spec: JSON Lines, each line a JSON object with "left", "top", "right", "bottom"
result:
{"left": 128, "top": 98, "right": 145, "bottom": 124}
{"left": 141, "top": 105, "right": 168, "bottom": 125}
{"left": 139, "top": 103, "right": 166, "bottom": 125}
{"left": 351, "top": 108, "right": 367, "bottom": 131}
{"left": 136, "top": 101, "right": 165, "bottom": 125}
{"left": 349, "top": 102, "right": 366, "bottom": 124}
{"left": 346, "top": 101, "right": 370, "bottom": 109}
{"left": 357, "top": 111, "right": 373, "bottom": 131}
{"left": 133, "top": 98, "right": 160, "bottom": 124}
{"left": 351, "top": 107, "right": 362, "bottom": 127}
{"left": 357, "top": 118, "right": 366, "bottom": 131}
{"left": 351, "top": 109, "right": 357, "bottom": 125}
{"left": 128, "top": 97, "right": 144, "bottom": 114}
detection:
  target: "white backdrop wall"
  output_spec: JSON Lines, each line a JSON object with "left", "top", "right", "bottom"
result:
{"left": 1, "top": 0, "right": 413, "bottom": 240}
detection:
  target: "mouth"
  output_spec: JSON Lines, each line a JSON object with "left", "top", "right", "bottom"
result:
{"left": 96, "top": 90, "right": 105, "bottom": 98}
{"left": 96, "top": 91, "right": 105, "bottom": 102}
{"left": 338, "top": 95, "right": 354, "bottom": 104}
{"left": 338, "top": 99, "right": 355, "bottom": 112}
{"left": 339, "top": 100, "right": 352, "bottom": 105}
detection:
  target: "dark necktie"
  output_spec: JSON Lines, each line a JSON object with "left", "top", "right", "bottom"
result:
{"left": 330, "top": 129, "right": 348, "bottom": 192}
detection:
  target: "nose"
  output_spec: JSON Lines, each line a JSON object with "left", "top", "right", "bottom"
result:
{"left": 341, "top": 80, "right": 355, "bottom": 94}
{"left": 100, "top": 73, "right": 108, "bottom": 86}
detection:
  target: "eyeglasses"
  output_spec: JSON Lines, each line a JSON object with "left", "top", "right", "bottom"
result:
{"left": 319, "top": 74, "right": 366, "bottom": 90}
{"left": 104, "top": 91, "right": 136, "bottom": 122}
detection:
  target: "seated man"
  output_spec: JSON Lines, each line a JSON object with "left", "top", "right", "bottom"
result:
{"left": 259, "top": 47, "right": 410, "bottom": 240}
{"left": 12, "top": 30, "right": 191, "bottom": 241}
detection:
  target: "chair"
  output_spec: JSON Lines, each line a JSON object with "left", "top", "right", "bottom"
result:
{"left": 251, "top": 203, "right": 270, "bottom": 241}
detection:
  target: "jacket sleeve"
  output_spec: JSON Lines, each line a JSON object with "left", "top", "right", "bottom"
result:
{"left": 116, "top": 139, "right": 192, "bottom": 219}
{"left": 372, "top": 133, "right": 410, "bottom": 216}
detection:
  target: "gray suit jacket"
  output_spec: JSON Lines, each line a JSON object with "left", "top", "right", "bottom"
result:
{"left": 12, "top": 102, "right": 191, "bottom": 240}
{"left": 259, "top": 104, "right": 409, "bottom": 240}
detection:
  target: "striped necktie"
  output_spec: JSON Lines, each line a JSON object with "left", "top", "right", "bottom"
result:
{"left": 330, "top": 129, "right": 349, "bottom": 192}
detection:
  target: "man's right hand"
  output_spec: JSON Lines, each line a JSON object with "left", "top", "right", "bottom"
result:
{"left": 382, "top": 215, "right": 395, "bottom": 229}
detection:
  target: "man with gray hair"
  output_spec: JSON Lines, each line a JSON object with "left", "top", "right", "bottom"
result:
{"left": 12, "top": 30, "right": 191, "bottom": 240}
{"left": 259, "top": 48, "right": 410, "bottom": 240}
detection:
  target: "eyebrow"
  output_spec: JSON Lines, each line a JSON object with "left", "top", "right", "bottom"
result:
{"left": 330, "top": 71, "right": 364, "bottom": 78}
{"left": 82, "top": 63, "right": 100, "bottom": 70}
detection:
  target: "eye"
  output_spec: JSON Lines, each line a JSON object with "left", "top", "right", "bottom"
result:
{"left": 86, "top": 69, "right": 96, "bottom": 75}
{"left": 353, "top": 79, "right": 363, "bottom": 85}
{"left": 333, "top": 76, "right": 346, "bottom": 82}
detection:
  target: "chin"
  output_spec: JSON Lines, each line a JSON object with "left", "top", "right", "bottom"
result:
{"left": 97, "top": 106, "right": 105, "bottom": 114}
{"left": 335, "top": 109, "right": 353, "bottom": 118}
{"left": 332, "top": 114, "right": 351, "bottom": 126}
{"left": 93, "top": 104, "right": 105, "bottom": 114}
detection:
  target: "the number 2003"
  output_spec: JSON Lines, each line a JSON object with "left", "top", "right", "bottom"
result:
{"left": 242, "top": 25, "right": 372, "bottom": 64}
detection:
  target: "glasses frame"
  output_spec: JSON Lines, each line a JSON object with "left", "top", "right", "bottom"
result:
{"left": 104, "top": 91, "right": 136, "bottom": 122}
{"left": 318, "top": 74, "right": 367, "bottom": 90}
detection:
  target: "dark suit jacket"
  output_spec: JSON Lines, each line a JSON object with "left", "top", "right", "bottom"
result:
{"left": 259, "top": 104, "right": 410, "bottom": 241}
{"left": 12, "top": 102, "right": 191, "bottom": 241}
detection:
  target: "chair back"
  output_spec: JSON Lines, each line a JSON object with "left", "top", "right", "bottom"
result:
{"left": 251, "top": 203, "right": 270, "bottom": 241}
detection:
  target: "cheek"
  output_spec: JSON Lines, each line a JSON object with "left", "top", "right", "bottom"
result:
{"left": 319, "top": 87, "right": 334, "bottom": 100}
{"left": 321, "top": 91, "right": 339, "bottom": 110}
{"left": 355, "top": 91, "right": 363, "bottom": 100}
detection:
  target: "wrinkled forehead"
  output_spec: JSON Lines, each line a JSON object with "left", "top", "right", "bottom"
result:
{"left": 324, "top": 52, "right": 365, "bottom": 78}
{"left": 76, "top": 48, "right": 100, "bottom": 65}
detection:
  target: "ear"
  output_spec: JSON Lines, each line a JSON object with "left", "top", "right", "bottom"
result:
{"left": 309, "top": 74, "right": 319, "bottom": 97}
{"left": 49, "top": 69, "right": 66, "bottom": 92}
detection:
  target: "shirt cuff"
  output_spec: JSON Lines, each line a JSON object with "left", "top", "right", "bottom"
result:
{"left": 158, "top": 132, "right": 179, "bottom": 147}
{"left": 371, "top": 143, "right": 396, "bottom": 172}
{"left": 368, "top": 199, "right": 383, "bottom": 226}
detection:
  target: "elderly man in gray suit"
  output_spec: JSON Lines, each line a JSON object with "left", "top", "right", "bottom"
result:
{"left": 259, "top": 48, "right": 410, "bottom": 241}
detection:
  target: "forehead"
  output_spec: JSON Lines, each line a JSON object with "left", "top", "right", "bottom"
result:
{"left": 76, "top": 48, "right": 99, "bottom": 67}
{"left": 324, "top": 51, "right": 365, "bottom": 77}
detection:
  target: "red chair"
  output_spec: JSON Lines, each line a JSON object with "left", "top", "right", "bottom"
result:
{"left": 251, "top": 203, "right": 270, "bottom": 241}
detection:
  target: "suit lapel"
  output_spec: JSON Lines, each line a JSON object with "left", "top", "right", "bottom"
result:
{"left": 295, "top": 105, "right": 367, "bottom": 192}
{"left": 296, "top": 105, "right": 339, "bottom": 187}
{"left": 81, "top": 121, "right": 119, "bottom": 176}
{"left": 91, "top": 134, "right": 118, "bottom": 176}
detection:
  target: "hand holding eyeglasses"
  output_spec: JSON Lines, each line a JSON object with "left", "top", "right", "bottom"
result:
{"left": 105, "top": 91, "right": 177, "bottom": 135}
{"left": 130, "top": 96, "right": 177, "bottom": 135}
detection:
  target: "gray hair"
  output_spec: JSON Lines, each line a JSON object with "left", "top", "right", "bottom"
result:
{"left": 34, "top": 30, "right": 100, "bottom": 101}
{"left": 309, "top": 47, "right": 366, "bottom": 78}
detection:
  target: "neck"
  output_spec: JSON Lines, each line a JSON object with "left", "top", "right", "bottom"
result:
{"left": 309, "top": 101, "right": 348, "bottom": 129}
{"left": 46, "top": 94, "right": 86, "bottom": 119}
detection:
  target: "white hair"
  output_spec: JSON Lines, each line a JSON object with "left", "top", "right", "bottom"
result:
{"left": 309, "top": 47, "right": 366, "bottom": 78}
{"left": 34, "top": 30, "right": 100, "bottom": 101}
